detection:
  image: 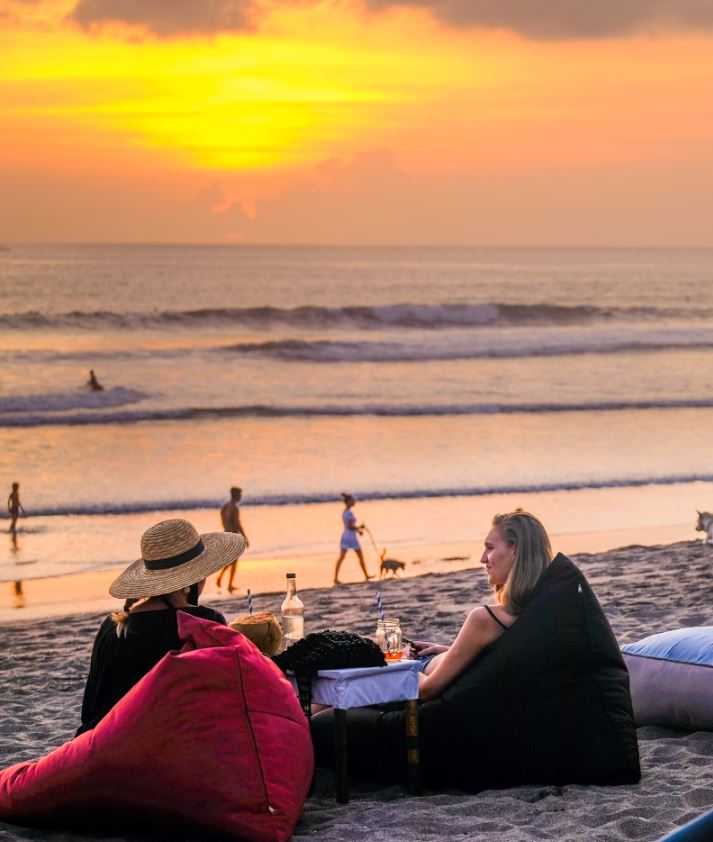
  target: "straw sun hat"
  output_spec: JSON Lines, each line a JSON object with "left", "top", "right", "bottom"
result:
{"left": 109, "top": 518, "right": 245, "bottom": 599}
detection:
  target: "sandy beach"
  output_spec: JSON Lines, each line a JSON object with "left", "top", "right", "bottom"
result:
{"left": 1, "top": 537, "right": 712, "bottom": 841}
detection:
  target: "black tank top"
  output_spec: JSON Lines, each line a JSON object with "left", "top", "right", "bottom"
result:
{"left": 484, "top": 604, "right": 510, "bottom": 631}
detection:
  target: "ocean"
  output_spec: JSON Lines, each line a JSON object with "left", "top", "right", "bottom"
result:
{"left": 2, "top": 244, "right": 712, "bottom": 594}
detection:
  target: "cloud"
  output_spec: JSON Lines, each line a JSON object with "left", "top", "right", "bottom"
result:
{"left": 57, "top": 0, "right": 713, "bottom": 39}
{"left": 69, "top": 0, "right": 256, "bottom": 37}
{"left": 364, "top": 0, "right": 713, "bottom": 39}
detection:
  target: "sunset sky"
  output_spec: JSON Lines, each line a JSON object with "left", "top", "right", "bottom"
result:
{"left": 2, "top": 0, "right": 713, "bottom": 245}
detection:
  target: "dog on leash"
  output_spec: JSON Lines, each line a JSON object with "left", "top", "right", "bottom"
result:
{"left": 695, "top": 511, "right": 713, "bottom": 545}
{"left": 379, "top": 549, "right": 407, "bottom": 578}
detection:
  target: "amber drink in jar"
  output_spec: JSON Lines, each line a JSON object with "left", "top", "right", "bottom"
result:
{"left": 376, "top": 618, "right": 403, "bottom": 661}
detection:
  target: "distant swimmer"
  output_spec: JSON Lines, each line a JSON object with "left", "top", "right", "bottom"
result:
{"left": 217, "top": 487, "right": 249, "bottom": 593}
{"left": 7, "top": 482, "right": 26, "bottom": 536}
{"left": 87, "top": 370, "right": 104, "bottom": 391}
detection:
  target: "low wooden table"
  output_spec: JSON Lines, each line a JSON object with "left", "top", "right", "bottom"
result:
{"left": 292, "top": 660, "right": 422, "bottom": 803}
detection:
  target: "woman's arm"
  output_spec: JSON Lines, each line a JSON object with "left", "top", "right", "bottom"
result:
{"left": 235, "top": 511, "right": 249, "bottom": 547}
{"left": 344, "top": 512, "right": 362, "bottom": 532}
{"left": 418, "top": 607, "right": 506, "bottom": 701}
{"left": 77, "top": 618, "right": 113, "bottom": 734}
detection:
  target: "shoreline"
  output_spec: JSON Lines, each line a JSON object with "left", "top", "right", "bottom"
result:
{"left": 0, "top": 521, "right": 698, "bottom": 625}
{"left": 1, "top": 483, "right": 706, "bottom": 624}
{"left": 1, "top": 538, "right": 713, "bottom": 841}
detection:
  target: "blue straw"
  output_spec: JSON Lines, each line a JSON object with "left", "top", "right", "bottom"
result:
{"left": 375, "top": 591, "right": 385, "bottom": 622}
{"left": 247, "top": 588, "right": 253, "bottom": 615}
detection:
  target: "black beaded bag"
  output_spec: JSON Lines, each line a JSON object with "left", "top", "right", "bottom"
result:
{"left": 272, "top": 630, "right": 386, "bottom": 716}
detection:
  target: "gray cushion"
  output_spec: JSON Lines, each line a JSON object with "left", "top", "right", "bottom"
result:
{"left": 622, "top": 627, "right": 713, "bottom": 731}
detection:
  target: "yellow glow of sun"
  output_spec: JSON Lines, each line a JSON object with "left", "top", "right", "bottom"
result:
{"left": 0, "top": 4, "right": 491, "bottom": 171}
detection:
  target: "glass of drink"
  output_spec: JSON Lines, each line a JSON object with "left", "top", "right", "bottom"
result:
{"left": 376, "top": 618, "right": 403, "bottom": 662}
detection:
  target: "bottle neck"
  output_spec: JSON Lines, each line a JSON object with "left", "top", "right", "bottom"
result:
{"left": 286, "top": 578, "right": 297, "bottom": 598}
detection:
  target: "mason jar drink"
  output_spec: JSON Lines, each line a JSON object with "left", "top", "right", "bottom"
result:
{"left": 376, "top": 618, "right": 403, "bottom": 661}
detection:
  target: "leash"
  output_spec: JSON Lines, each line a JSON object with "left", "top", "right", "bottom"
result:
{"left": 362, "top": 525, "right": 381, "bottom": 556}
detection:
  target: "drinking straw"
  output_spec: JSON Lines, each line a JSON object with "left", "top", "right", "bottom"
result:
{"left": 247, "top": 588, "right": 253, "bottom": 615}
{"left": 375, "top": 591, "right": 385, "bottom": 622}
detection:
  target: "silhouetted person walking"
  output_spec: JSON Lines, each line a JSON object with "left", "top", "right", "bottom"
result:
{"left": 217, "top": 487, "right": 248, "bottom": 593}
{"left": 7, "top": 482, "right": 25, "bottom": 536}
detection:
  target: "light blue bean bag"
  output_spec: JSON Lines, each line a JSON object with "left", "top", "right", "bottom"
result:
{"left": 622, "top": 627, "right": 713, "bottom": 731}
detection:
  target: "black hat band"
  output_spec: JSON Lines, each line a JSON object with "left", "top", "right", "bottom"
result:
{"left": 144, "top": 539, "right": 205, "bottom": 571}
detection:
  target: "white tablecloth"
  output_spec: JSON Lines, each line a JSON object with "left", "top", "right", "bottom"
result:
{"left": 290, "top": 659, "right": 421, "bottom": 709}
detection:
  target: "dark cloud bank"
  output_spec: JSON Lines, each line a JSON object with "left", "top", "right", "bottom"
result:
{"left": 70, "top": 0, "right": 254, "bottom": 36}
{"left": 66, "top": 0, "right": 713, "bottom": 38}
{"left": 366, "top": 0, "right": 713, "bottom": 38}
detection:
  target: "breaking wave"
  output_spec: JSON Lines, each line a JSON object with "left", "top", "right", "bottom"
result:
{"left": 223, "top": 329, "right": 713, "bottom": 362}
{"left": 1, "top": 301, "right": 706, "bottom": 332}
{"left": 11, "top": 472, "right": 713, "bottom": 518}
{"left": 3, "top": 397, "right": 713, "bottom": 428}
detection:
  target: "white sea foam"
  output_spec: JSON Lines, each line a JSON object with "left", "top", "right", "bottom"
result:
{"left": 0, "top": 387, "right": 146, "bottom": 415}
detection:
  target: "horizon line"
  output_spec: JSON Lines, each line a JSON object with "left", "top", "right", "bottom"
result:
{"left": 3, "top": 241, "right": 713, "bottom": 251}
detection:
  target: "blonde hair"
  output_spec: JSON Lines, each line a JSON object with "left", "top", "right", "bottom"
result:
{"left": 491, "top": 510, "right": 552, "bottom": 615}
{"left": 111, "top": 598, "right": 142, "bottom": 637}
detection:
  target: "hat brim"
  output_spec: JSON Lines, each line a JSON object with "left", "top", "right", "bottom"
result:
{"left": 109, "top": 532, "right": 246, "bottom": 599}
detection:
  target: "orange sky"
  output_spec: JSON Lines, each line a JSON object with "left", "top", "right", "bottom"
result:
{"left": 1, "top": 0, "right": 713, "bottom": 245}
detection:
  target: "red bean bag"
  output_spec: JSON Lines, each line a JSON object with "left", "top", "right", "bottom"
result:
{"left": 0, "top": 612, "right": 313, "bottom": 841}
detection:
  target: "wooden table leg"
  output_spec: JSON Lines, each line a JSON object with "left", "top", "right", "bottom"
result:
{"left": 404, "top": 699, "right": 422, "bottom": 795}
{"left": 334, "top": 708, "right": 349, "bottom": 804}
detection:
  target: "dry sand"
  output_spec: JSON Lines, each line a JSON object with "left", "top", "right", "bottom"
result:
{"left": 1, "top": 539, "right": 712, "bottom": 841}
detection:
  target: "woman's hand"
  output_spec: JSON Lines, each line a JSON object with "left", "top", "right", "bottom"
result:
{"left": 410, "top": 640, "right": 449, "bottom": 658}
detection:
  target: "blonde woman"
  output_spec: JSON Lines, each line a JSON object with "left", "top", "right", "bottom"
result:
{"left": 414, "top": 510, "right": 552, "bottom": 701}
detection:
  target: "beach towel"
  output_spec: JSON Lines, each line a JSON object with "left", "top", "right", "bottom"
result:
{"left": 0, "top": 613, "right": 313, "bottom": 841}
{"left": 312, "top": 553, "right": 640, "bottom": 791}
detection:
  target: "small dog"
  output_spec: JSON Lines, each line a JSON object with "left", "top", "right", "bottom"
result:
{"left": 379, "top": 549, "right": 407, "bottom": 578}
{"left": 695, "top": 510, "right": 713, "bottom": 545}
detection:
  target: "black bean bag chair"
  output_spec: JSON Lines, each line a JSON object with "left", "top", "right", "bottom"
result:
{"left": 311, "top": 553, "right": 640, "bottom": 791}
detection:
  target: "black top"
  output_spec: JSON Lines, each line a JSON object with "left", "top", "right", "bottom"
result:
{"left": 483, "top": 604, "right": 510, "bottom": 631}
{"left": 77, "top": 604, "right": 226, "bottom": 736}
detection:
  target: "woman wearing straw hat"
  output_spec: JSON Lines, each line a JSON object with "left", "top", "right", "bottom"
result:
{"left": 76, "top": 518, "right": 245, "bottom": 735}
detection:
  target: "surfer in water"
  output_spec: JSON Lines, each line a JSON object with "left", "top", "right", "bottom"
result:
{"left": 87, "top": 370, "right": 104, "bottom": 391}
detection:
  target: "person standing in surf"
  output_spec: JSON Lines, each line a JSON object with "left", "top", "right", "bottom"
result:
{"left": 333, "top": 493, "right": 374, "bottom": 585}
{"left": 7, "top": 482, "right": 25, "bottom": 536}
{"left": 87, "top": 370, "right": 103, "bottom": 391}
{"left": 217, "top": 487, "right": 249, "bottom": 593}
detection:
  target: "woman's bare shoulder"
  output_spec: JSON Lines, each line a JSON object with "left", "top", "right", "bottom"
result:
{"left": 482, "top": 603, "right": 516, "bottom": 628}
{"left": 456, "top": 606, "right": 508, "bottom": 649}
{"left": 465, "top": 605, "right": 502, "bottom": 629}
